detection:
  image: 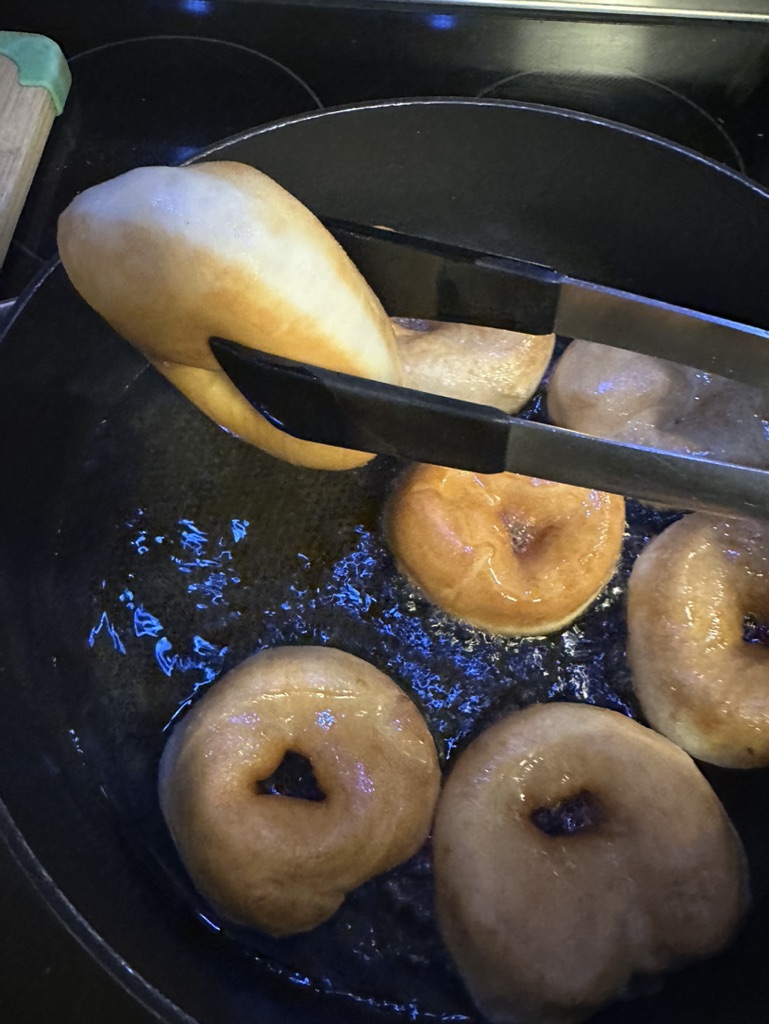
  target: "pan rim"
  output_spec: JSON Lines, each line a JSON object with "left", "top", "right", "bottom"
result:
{"left": 192, "top": 95, "right": 769, "bottom": 204}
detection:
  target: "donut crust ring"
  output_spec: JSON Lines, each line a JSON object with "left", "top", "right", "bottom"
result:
{"left": 386, "top": 466, "right": 625, "bottom": 636}
{"left": 159, "top": 647, "right": 441, "bottom": 936}
{"left": 434, "top": 702, "right": 748, "bottom": 1024}
{"left": 628, "top": 513, "right": 769, "bottom": 768}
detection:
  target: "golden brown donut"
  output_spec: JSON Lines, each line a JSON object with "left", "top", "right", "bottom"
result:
{"left": 57, "top": 162, "right": 401, "bottom": 470}
{"left": 434, "top": 702, "right": 748, "bottom": 1024}
{"left": 628, "top": 513, "right": 769, "bottom": 768}
{"left": 158, "top": 646, "right": 441, "bottom": 936}
{"left": 548, "top": 340, "right": 769, "bottom": 468}
{"left": 392, "top": 318, "right": 554, "bottom": 413}
{"left": 385, "top": 465, "right": 625, "bottom": 636}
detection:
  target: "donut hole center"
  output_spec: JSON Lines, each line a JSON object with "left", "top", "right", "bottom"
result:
{"left": 530, "top": 790, "right": 603, "bottom": 837}
{"left": 501, "top": 513, "right": 549, "bottom": 558}
{"left": 742, "top": 612, "right": 769, "bottom": 647}
{"left": 256, "top": 751, "right": 326, "bottom": 802}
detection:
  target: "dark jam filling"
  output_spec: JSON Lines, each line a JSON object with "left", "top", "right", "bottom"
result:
{"left": 743, "top": 614, "right": 769, "bottom": 646}
{"left": 257, "top": 751, "right": 326, "bottom": 802}
{"left": 530, "top": 789, "right": 603, "bottom": 837}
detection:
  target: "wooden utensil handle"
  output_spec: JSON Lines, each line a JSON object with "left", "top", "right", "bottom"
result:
{"left": 0, "top": 32, "right": 70, "bottom": 271}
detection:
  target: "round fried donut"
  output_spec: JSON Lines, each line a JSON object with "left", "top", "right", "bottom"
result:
{"left": 385, "top": 465, "right": 625, "bottom": 636}
{"left": 434, "top": 702, "right": 748, "bottom": 1024}
{"left": 628, "top": 513, "right": 769, "bottom": 768}
{"left": 159, "top": 646, "right": 441, "bottom": 936}
{"left": 57, "top": 162, "right": 401, "bottom": 470}
{"left": 392, "top": 318, "right": 554, "bottom": 413}
{"left": 548, "top": 340, "right": 769, "bottom": 468}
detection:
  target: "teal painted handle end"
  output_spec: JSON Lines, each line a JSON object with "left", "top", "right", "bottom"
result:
{"left": 0, "top": 31, "right": 71, "bottom": 115}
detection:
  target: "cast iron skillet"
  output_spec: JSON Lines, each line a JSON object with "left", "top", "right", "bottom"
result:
{"left": 1, "top": 98, "right": 769, "bottom": 1024}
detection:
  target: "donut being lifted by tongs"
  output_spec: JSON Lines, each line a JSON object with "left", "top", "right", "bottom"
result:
{"left": 57, "top": 161, "right": 554, "bottom": 472}
{"left": 57, "top": 161, "right": 402, "bottom": 470}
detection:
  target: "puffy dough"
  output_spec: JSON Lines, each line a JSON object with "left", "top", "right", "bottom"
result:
{"left": 392, "top": 318, "right": 554, "bottom": 413}
{"left": 628, "top": 512, "right": 769, "bottom": 768}
{"left": 385, "top": 465, "right": 625, "bottom": 636}
{"left": 548, "top": 340, "right": 769, "bottom": 468}
{"left": 57, "top": 161, "right": 401, "bottom": 470}
{"left": 434, "top": 702, "right": 748, "bottom": 1024}
{"left": 158, "top": 646, "right": 441, "bottom": 936}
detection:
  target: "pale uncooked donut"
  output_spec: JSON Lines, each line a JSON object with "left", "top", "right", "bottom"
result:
{"left": 386, "top": 465, "right": 625, "bottom": 636}
{"left": 159, "top": 646, "right": 441, "bottom": 936}
{"left": 434, "top": 702, "right": 748, "bottom": 1024}
{"left": 548, "top": 340, "right": 769, "bottom": 467}
{"left": 628, "top": 512, "right": 769, "bottom": 768}
{"left": 57, "top": 162, "right": 401, "bottom": 470}
{"left": 392, "top": 318, "right": 554, "bottom": 413}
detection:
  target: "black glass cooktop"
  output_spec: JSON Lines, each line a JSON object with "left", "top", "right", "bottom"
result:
{"left": 3, "top": 2, "right": 769, "bottom": 1022}
{"left": 5, "top": 0, "right": 769, "bottom": 304}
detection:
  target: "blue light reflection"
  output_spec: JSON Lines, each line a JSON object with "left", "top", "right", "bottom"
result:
{"left": 426, "top": 13, "right": 456, "bottom": 31}
{"left": 88, "top": 611, "right": 126, "bottom": 654}
{"left": 134, "top": 606, "right": 163, "bottom": 638}
{"left": 231, "top": 518, "right": 249, "bottom": 543}
{"left": 89, "top": 514, "right": 240, "bottom": 692}
{"left": 180, "top": 0, "right": 212, "bottom": 16}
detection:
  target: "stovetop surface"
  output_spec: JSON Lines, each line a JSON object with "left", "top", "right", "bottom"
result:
{"left": 5, "top": 0, "right": 769, "bottom": 303}
{"left": 3, "top": 2, "right": 769, "bottom": 1022}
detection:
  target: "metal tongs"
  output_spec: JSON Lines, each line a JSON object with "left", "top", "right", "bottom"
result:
{"left": 210, "top": 219, "right": 769, "bottom": 520}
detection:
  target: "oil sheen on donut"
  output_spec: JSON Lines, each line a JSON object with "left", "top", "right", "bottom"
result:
{"left": 385, "top": 465, "right": 625, "bottom": 636}
{"left": 392, "top": 318, "right": 554, "bottom": 413}
{"left": 628, "top": 513, "right": 769, "bottom": 768}
{"left": 548, "top": 340, "right": 769, "bottom": 468}
{"left": 158, "top": 646, "right": 441, "bottom": 936}
{"left": 434, "top": 702, "right": 748, "bottom": 1024}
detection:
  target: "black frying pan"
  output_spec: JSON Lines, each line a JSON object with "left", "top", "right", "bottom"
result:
{"left": 1, "top": 98, "right": 769, "bottom": 1024}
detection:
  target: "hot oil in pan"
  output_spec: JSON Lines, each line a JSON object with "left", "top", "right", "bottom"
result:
{"left": 53, "top": 363, "right": 757, "bottom": 1020}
